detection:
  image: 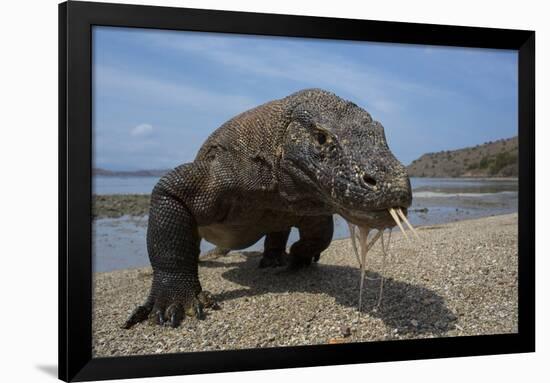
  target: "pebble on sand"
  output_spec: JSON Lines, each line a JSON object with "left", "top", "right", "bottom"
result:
{"left": 93, "top": 214, "right": 518, "bottom": 357}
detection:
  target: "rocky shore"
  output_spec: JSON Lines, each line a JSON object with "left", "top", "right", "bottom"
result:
{"left": 92, "top": 194, "right": 150, "bottom": 219}
{"left": 92, "top": 213, "right": 518, "bottom": 357}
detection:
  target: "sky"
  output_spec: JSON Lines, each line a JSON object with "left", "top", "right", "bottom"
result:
{"left": 92, "top": 26, "right": 518, "bottom": 171}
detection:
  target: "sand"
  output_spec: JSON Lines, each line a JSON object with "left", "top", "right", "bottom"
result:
{"left": 92, "top": 213, "right": 518, "bottom": 357}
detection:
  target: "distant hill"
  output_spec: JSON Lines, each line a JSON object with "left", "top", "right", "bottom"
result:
{"left": 93, "top": 168, "right": 170, "bottom": 177}
{"left": 407, "top": 136, "right": 518, "bottom": 178}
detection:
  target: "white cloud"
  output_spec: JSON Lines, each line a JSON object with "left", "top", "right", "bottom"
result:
{"left": 130, "top": 123, "right": 153, "bottom": 137}
{"left": 94, "top": 65, "right": 258, "bottom": 115}
{"left": 143, "top": 33, "right": 460, "bottom": 116}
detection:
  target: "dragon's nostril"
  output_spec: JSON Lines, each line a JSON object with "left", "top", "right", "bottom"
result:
{"left": 316, "top": 132, "right": 327, "bottom": 145}
{"left": 362, "top": 174, "right": 377, "bottom": 187}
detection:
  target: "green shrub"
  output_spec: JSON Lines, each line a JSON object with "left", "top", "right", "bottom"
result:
{"left": 489, "top": 151, "right": 517, "bottom": 175}
{"left": 479, "top": 156, "right": 490, "bottom": 169}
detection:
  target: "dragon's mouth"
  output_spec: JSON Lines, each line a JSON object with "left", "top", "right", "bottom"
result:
{"left": 340, "top": 206, "right": 399, "bottom": 226}
{"left": 339, "top": 206, "right": 419, "bottom": 240}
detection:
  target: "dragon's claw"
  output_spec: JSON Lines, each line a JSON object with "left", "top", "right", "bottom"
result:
{"left": 123, "top": 282, "right": 219, "bottom": 328}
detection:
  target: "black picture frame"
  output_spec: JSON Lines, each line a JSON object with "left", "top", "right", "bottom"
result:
{"left": 59, "top": 1, "right": 535, "bottom": 381}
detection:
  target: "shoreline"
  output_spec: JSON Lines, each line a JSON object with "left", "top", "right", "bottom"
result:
{"left": 92, "top": 187, "right": 517, "bottom": 220}
{"left": 93, "top": 211, "right": 518, "bottom": 274}
{"left": 93, "top": 194, "right": 150, "bottom": 219}
{"left": 93, "top": 213, "right": 518, "bottom": 357}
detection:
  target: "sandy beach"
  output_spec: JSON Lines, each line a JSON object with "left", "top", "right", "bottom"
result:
{"left": 92, "top": 213, "right": 518, "bottom": 357}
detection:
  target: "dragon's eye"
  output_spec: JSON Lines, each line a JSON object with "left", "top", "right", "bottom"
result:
{"left": 316, "top": 132, "right": 327, "bottom": 145}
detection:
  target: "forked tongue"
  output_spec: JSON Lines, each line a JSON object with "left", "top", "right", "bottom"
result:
{"left": 347, "top": 206, "right": 418, "bottom": 338}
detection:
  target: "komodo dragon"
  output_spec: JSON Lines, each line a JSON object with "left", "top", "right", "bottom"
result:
{"left": 124, "top": 88, "right": 412, "bottom": 328}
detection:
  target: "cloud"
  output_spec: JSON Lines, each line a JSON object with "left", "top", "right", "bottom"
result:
{"left": 142, "top": 33, "right": 460, "bottom": 116}
{"left": 93, "top": 29, "right": 517, "bottom": 169}
{"left": 130, "top": 123, "right": 153, "bottom": 137}
{"left": 94, "top": 65, "right": 259, "bottom": 116}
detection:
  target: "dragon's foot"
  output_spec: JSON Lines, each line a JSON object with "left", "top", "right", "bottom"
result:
{"left": 287, "top": 253, "right": 320, "bottom": 270}
{"left": 122, "top": 273, "right": 219, "bottom": 329}
{"left": 287, "top": 255, "right": 312, "bottom": 269}
{"left": 259, "top": 250, "right": 288, "bottom": 268}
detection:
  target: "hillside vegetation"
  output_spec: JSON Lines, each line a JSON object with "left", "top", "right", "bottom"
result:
{"left": 407, "top": 136, "right": 518, "bottom": 178}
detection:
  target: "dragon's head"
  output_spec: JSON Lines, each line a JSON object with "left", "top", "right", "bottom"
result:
{"left": 280, "top": 89, "right": 412, "bottom": 229}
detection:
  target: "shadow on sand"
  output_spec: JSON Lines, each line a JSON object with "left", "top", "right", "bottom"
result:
{"left": 200, "top": 252, "right": 457, "bottom": 336}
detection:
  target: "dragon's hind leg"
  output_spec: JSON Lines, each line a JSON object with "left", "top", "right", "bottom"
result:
{"left": 288, "top": 215, "right": 334, "bottom": 269}
{"left": 259, "top": 229, "right": 291, "bottom": 268}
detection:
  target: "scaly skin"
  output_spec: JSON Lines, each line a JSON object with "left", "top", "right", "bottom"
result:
{"left": 124, "top": 89, "right": 412, "bottom": 329}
